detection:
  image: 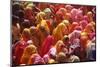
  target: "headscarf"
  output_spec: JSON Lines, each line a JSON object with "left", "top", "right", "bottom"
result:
{"left": 84, "top": 23, "right": 95, "bottom": 33}
{"left": 58, "top": 8, "right": 67, "bottom": 19}
{"left": 71, "top": 8, "right": 78, "bottom": 21}
{"left": 65, "top": 13, "right": 71, "bottom": 20}
{"left": 52, "top": 23, "right": 66, "bottom": 44}
{"left": 80, "top": 32, "right": 89, "bottom": 49}
{"left": 55, "top": 10, "right": 64, "bottom": 24}
{"left": 24, "top": 7, "right": 34, "bottom": 21}
{"left": 79, "top": 20, "right": 88, "bottom": 29}
{"left": 65, "top": 5, "right": 73, "bottom": 13}
{"left": 13, "top": 40, "right": 28, "bottom": 65}
{"left": 28, "top": 53, "right": 45, "bottom": 65}
{"left": 29, "top": 26, "right": 40, "bottom": 48}
{"left": 20, "top": 44, "right": 37, "bottom": 64}
{"left": 75, "top": 10, "right": 83, "bottom": 22}
{"left": 26, "top": 3, "right": 35, "bottom": 8}
{"left": 56, "top": 52, "right": 67, "bottom": 63}
{"left": 36, "top": 12, "right": 46, "bottom": 22}
{"left": 70, "top": 38, "right": 80, "bottom": 49}
{"left": 43, "top": 8, "right": 52, "bottom": 19}
{"left": 69, "top": 22, "right": 79, "bottom": 33}
{"left": 55, "top": 40, "right": 65, "bottom": 54}
{"left": 80, "top": 32, "right": 90, "bottom": 60}
{"left": 83, "top": 15, "right": 89, "bottom": 22}
{"left": 39, "top": 35, "right": 54, "bottom": 57}
{"left": 62, "top": 35, "right": 70, "bottom": 48}
{"left": 22, "top": 28, "right": 31, "bottom": 42}
{"left": 43, "top": 8, "right": 52, "bottom": 14}
{"left": 58, "top": 8, "right": 67, "bottom": 15}
{"left": 69, "top": 30, "right": 81, "bottom": 44}
{"left": 68, "top": 55, "right": 80, "bottom": 62}
{"left": 62, "top": 20, "right": 70, "bottom": 35}
{"left": 87, "top": 11, "right": 93, "bottom": 22}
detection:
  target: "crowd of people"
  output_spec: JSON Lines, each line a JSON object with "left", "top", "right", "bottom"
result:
{"left": 12, "top": 1, "right": 96, "bottom": 66}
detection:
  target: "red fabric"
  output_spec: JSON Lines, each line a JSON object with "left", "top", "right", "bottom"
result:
{"left": 39, "top": 35, "right": 54, "bottom": 57}
{"left": 13, "top": 41, "right": 28, "bottom": 65}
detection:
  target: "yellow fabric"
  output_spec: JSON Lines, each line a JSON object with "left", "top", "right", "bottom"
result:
{"left": 52, "top": 23, "right": 66, "bottom": 44}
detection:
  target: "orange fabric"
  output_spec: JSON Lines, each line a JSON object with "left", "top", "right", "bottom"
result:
{"left": 20, "top": 45, "right": 37, "bottom": 64}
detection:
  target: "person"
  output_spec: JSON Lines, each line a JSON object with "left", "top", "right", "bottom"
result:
{"left": 70, "top": 8, "right": 78, "bottom": 22}
{"left": 69, "top": 30, "right": 81, "bottom": 45}
{"left": 80, "top": 32, "right": 90, "bottom": 61}
{"left": 12, "top": 15, "right": 21, "bottom": 44}
{"left": 36, "top": 12, "right": 50, "bottom": 44}
{"left": 24, "top": 6, "right": 34, "bottom": 23}
{"left": 69, "top": 22, "right": 79, "bottom": 33}
{"left": 55, "top": 40, "right": 66, "bottom": 54}
{"left": 43, "top": 8, "right": 55, "bottom": 34}
{"left": 83, "top": 23, "right": 95, "bottom": 34}
{"left": 87, "top": 11, "right": 94, "bottom": 22}
{"left": 67, "top": 54, "right": 80, "bottom": 62}
{"left": 29, "top": 26, "right": 40, "bottom": 50}
{"left": 86, "top": 37, "right": 96, "bottom": 61}
{"left": 62, "top": 20, "right": 70, "bottom": 35}
{"left": 52, "top": 23, "right": 66, "bottom": 44}
{"left": 65, "top": 5, "right": 73, "bottom": 13}
{"left": 13, "top": 28, "right": 31, "bottom": 65}
{"left": 20, "top": 44, "right": 37, "bottom": 64}
{"left": 79, "top": 20, "right": 88, "bottom": 30}
{"left": 56, "top": 52, "right": 67, "bottom": 63}
{"left": 28, "top": 53, "right": 45, "bottom": 65}
{"left": 39, "top": 35, "right": 54, "bottom": 57}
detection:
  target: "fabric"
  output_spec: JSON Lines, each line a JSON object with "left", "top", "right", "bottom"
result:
{"left": 28, "top": 53, "right": 45, "bottom": 64}
{"left": 39, "top": 35, "right": 54, "bottom": 57}
{"left": 20, "top": 45, "right": 37, "bottom": 64}
{"left": 52, "top": 23, "right": 66, "bottom": 44}
{"left": 13, "top": 40, "right": 28, "bottom": 65}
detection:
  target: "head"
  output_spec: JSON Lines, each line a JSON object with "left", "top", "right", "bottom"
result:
{"left": 84, "top": 23, "right": 95, "bottom": 33}
{"left": 24, "top": 7, "right": 33, "bottom": 20}
{"left": 43, "top": 8, "right": 52, "bottom": 19}
{"left": 56, "top": 52, "right": 67, "bottom": 63}
{"left": 79, "top": 20, "right": 88, "bottom": 29}
{"left": 23, "top": 44, "right": 37, "bottom": 55}
{"left": 36, "top": 12, "right": 46, "bottom": 22}
{"left": 22, "top": 28, "right": 31, "bottom": 41}
{"left": 87, "top": 11, "right": 93, "bottom": 22}
{"left": 62, "top": 35, "right": 69, "bottom": 46}
{"left": 65, "top": 5, "right": 73, "bottom": 13}
{"left": 62, "top": 20, "right": 70, "bottom": 35}
{"left": 56, "top": 23, "right": 66, "bottom": 33}
{"left": 39, "top": 25, "right": 49, "bottom": 36}
{"left": 55, "top": 40, "right": 65, "bottom": 54}
{"left": 70, "top": 22, "right": 79, "bottom": 33}
{"left": 30, "top": 26, "right": 38, "bottom": 36}
{"left": 22, "top": 19, "right": 31, "bottom": 29}
{"left": 76, "top": 10, "right": 83, "bottom": 21}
